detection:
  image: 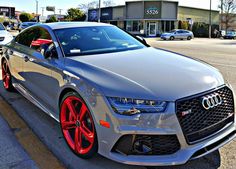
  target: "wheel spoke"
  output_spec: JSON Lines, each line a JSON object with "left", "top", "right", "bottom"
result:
{"left": 79, "top": 104, "right": 87, "bottom": 121}
{"left": 74, "top": 127, "right": 82, "bottom": 153}
{"left": 2, "top": 74, "right": 6, "bottom": 81}
{"left": 80, "top": 124, "right": 94, "bottom": 144}
{"left": 65, "top": 99, "right": 77, "bottom": 119}
{"left": 61, "top": 121, "right": 76, "bottom": 130}
{"left": 2, "top": 63, "right": 6, "bottom": 72}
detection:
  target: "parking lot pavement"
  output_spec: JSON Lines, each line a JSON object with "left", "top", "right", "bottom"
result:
{"left": 0, "top": 38, "right": 235, "bottom": 169}
{"left": 0, "top": 109, "right": 38, "bottom": 169}
{"left": 146, "top": 38, "right": 236, "bottom": 91}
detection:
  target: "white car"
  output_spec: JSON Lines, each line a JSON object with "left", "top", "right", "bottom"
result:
{"left": 0, "top": 23, "right": 13, "bottom": 54}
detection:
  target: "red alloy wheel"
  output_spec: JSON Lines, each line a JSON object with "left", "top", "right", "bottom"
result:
{"left": 60, "top": 94, "right": 97, "bottom": 157}
{"left": 1, "top": 60, "right": 12, "bottom": 90}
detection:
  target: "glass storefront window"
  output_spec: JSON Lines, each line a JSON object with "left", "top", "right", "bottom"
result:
{"left": 133, "top": 21, "right": 139, "bottom": 31}
{"left": 126, "top": 21, "right": 144, "bottom": 32}
{"left": 126, "top": 21, "right": 132, "bottom": 31}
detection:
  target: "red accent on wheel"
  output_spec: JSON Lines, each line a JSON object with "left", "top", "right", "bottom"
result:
{"left": 2, "top": 60, "right": 11, "bottom": 90}
{"left": 60, "top": 96, "right": 95, "bottom": 155}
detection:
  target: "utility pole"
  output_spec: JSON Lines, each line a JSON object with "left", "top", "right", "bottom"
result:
{"left": 58, "top": 9, "right": 63, "bottom": 15}
{"left": 209, "top": 0, "right": 212, "bottom": 38}
{"left": 98, "top": 0, "right": 101, "bottom": 22}
{"left": 220, "top": 0, "right": 223, "bottom": 31}
{"left": 41, "top": 7, "right": 45, "bottom": 17}
{"left": 36, "top": 0, "right": 39, "bottom": 15}
{"left": 36, "top": 0, "right": 39, "bottom": 22}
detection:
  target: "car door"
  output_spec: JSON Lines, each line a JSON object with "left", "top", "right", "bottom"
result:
{"left": 8, "top": 29, "right": 35, "bottom": 83}
{"left": 175, "top": 31, "right": 182, "bottom": 39}
{"left": 22, "top": 27, "right": 60, "bottom": 115}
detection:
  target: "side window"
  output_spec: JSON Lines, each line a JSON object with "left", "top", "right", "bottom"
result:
{"left": 30, "top": 27, "right": 52, "bottom": 52}
{"left": 30, "top": 27, "right": 58, "bottom": 58}
{"left": 15, "top": 28, "right": 36, "bottom": 47}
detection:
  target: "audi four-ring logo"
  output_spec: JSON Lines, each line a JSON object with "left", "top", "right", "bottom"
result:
{"left": 201, "top": 93, "right": 223, "bottom": 110}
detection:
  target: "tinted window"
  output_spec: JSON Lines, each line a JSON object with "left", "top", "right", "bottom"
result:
{"left": 177, "top": 31, "right": 184, "bottom": 34}
{"left": 15, "top": 28, "right": 36, "bottom": 47}
{"left": 0, "top": 23, "right": 5, "bottom": 30}
{"left": 30, "top": 27, "right": 53, "bottom": 52}
{"left": 55, "top": 26, "right": 145, "bottom": 57}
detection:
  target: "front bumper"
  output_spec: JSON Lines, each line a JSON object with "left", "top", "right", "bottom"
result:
{"left": 89, "top": 85, "right": 236, "bottom": 166}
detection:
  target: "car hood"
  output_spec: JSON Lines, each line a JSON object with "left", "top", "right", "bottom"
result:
{"left": 66, "top": 47, "right": 225, "bottom": 101}
{"left": 0, "top": 30, "right": 10, "bottom": 36}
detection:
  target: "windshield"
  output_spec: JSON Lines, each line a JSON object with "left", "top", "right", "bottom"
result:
{"left": 227, "top": 32, "right": 235, "bottom": 35}
{"left": 28, "top": 22, "right": 37, "bottom": 26}
{"left": 54, "top": 26, "right": 146, "bottom": 56}
{"left": 169, "top": 30, "right": 176, "bottom": 33}
{"left": 0, "top": 24, "right": 5, "bottom": 30}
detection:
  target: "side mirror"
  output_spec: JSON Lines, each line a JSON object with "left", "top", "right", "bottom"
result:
{"left": 136, "top": 36, "right": 149, "bottom": 46}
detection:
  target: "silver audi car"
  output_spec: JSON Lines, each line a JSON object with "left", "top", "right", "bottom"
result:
{"left": 1, "top": 22, "right": 235, "bottom": 166}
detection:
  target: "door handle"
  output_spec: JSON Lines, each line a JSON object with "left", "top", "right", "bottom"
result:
{"left": 24, "top": 56, "right": 30, "bottom": 62}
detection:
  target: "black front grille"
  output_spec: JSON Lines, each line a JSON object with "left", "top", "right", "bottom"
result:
{"left": 113, "top": 135, "right": 180, "bottom": 156}
{"left": 176, "top": 86, "right": 235, "bottom": 144}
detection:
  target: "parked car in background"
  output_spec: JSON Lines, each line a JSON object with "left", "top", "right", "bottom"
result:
{"left": 19, "top": 22, "right": 38, "bottom": 32}
{"left": 161, "top": 29, "right": 194, "bottom": 40}
{"left": 0, "top": 23, "right": 13, "bottom": 54}
{"left": 223, "top": 31, "right": 236, "bottom": 40}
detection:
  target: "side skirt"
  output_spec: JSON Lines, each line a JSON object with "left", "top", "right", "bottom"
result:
{"left": 12, "top": 82, "right": 60, "bottom": 122}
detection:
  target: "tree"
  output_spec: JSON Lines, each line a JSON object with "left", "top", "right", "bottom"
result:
{"left": 78, "top": 1, "right": 99, "bottom": 13}
{"left": 19, "top": 13, "right": 33, "bottom": 22}
{"left": 65, "top": 8, "right": 86, "bottom": 21}
{"left": 103, "top": 0, "right": 115, "bottom": 7}
{"left": 219, "top": 0, "right": 236, "bottom": 32}
{"left": 46, "top": 15, "right": 58, "bottom": 23}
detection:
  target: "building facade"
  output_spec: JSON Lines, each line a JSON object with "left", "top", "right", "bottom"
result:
{"left": 0, "top": 6, "right": 15, "bottom": 18}
{"left": 88, "top": 0, "right": 220, "bottom": 37}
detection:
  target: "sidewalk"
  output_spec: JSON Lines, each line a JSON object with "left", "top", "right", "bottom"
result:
{"left": 0, "top": 115, "right": 38, "bottom": 169}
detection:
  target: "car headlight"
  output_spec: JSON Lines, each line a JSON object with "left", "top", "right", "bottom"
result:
{"left": 107, "top": 97, "right": 167, "bottom": 115}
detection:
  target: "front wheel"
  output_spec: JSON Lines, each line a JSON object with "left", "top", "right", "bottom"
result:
{"left": 60, "top": 92, "right": 98, "bottom": 159}
{"left": 187, "top": 36, "right": 192, "bottom": 40}
{"left": 1, "top": 59, "right": 14, "bottom": 91}
{"left": 170, "top": 36, "right": 175, "bottom": 40}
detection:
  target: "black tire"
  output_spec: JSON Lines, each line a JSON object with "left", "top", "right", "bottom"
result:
{"left": 59, "top": 92, "right": 98, "bottom": 159}
{"left": 170, "top": 36, "right": 175, "bottom": 40}
{"left": 1, "top": 59, "right": 14, "bottom": 91}
{"left": 187, "top": 36, "right": 192, "bottom": 40}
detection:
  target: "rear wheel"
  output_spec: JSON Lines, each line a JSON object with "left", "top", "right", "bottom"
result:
{"left": 1, "top": 59, "right": 14, "bottom": 91}
{"left": 60, "top": 92, "right": 98, "bottom": 158}
{"left": 170, "top": 36, "right": 175, "bottom": 40}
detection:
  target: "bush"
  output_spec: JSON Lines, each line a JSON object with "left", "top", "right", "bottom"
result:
{"left": 19, "top": 13, "right": 33, "bottom": 22}
{"left": 46, "top": 16, "right": 58, "bottom": 23}
{"left": 192, "top": 22, "right": 209, "bottom": 37}
{"left": 178, "top": 21, "right": 189, "bottom": 30}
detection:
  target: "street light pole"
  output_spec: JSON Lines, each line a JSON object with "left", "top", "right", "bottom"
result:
{"left": 36, "top": 0, "right": 38, "bottom": 15}
{"left": 98, "top": 0, "right": 101, "bottom": 22}
{"left": 41, "top": 7, "right": 44, "bottom": 17}
{"left": 36, "top": 0, "right": 39, "bottom": 22}
{"left": 209, "top": 0, "right": 212, "bottom": 38}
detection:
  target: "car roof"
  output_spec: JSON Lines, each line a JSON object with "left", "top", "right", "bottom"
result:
{"left": 45, "top": 22, "right": 112, "bottom": 30}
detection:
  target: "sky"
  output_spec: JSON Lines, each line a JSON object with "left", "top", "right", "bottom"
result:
{"left": 0, "top": 0, "right": 220, "bottom": 16}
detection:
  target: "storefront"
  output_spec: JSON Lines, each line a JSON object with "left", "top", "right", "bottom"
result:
{"left": 88, "top": 0, "right": 219, "bottom": 37}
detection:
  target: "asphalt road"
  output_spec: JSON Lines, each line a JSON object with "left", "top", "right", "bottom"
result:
{"left": 0, "top": 37, "right": 236, "bottom": 169}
